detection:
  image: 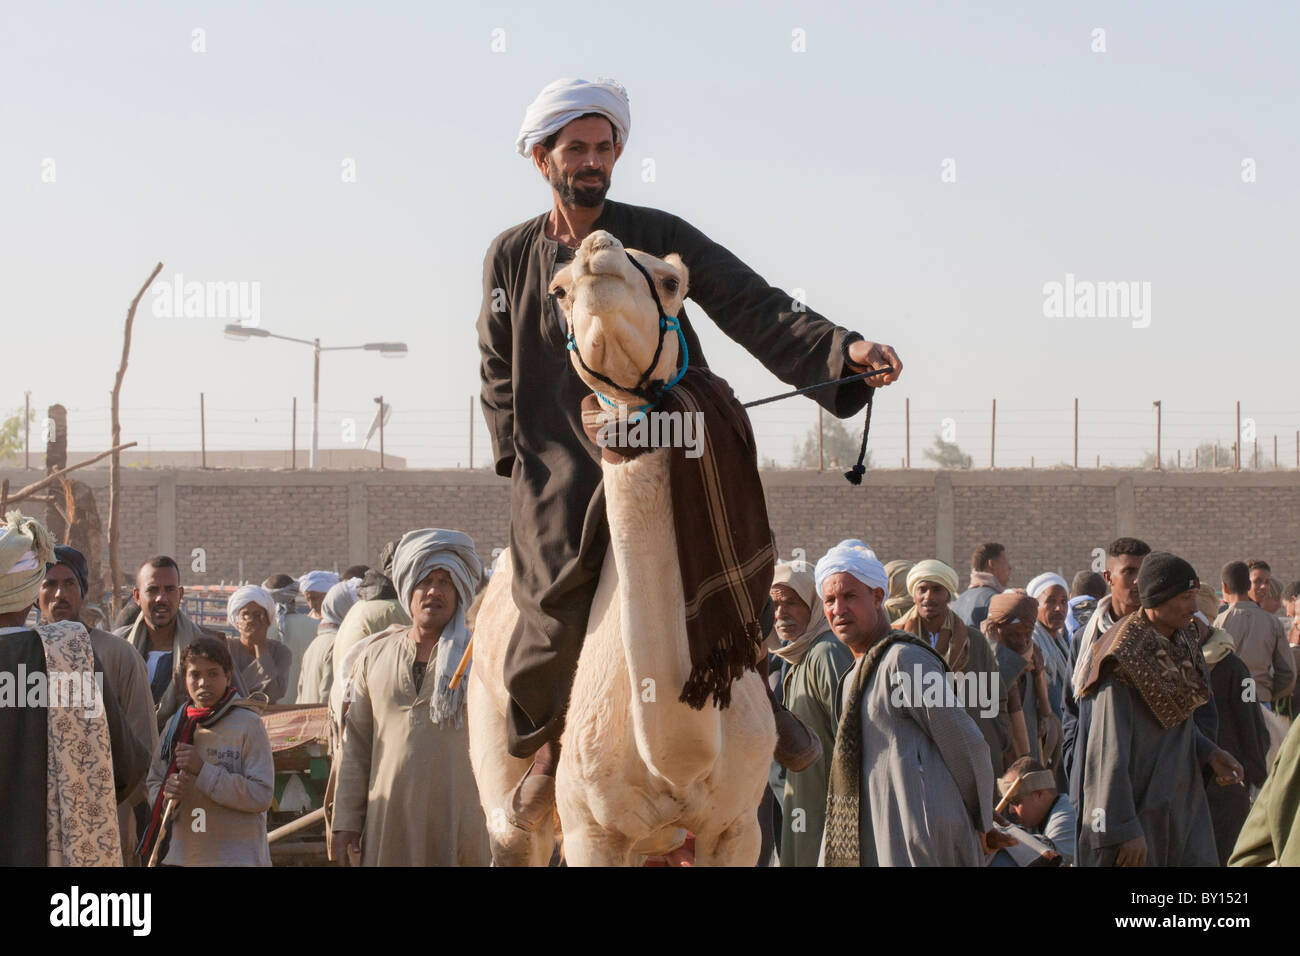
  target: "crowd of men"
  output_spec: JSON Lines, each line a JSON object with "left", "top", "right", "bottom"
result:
{"left": 4, "top": 503, "right": 1300, "bottom": 867}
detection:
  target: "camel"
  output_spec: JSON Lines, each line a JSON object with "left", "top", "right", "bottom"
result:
{"left": 467, "top": 230, "right": 777, "bottom": 866}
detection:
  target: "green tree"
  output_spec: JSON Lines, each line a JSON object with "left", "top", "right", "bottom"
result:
{"left": 923, "top": 432, "right": 969, "bottom": 469}
{"left": 794, "top": 415, "right": 874, "bottom": 470}
{"left": 0, "top": 407, "right": 34, "bottom": 463}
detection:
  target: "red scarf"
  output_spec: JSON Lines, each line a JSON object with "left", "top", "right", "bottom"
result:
{"left": 137, "top": 685, "right": 239, "bottom": 862}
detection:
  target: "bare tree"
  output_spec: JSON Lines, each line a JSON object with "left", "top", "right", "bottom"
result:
{"left": 109, "top": 263, "right": 163, "bottom": 617}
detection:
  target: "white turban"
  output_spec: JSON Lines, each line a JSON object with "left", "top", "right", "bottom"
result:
{"left": 814, "top": 544, "right": 889, "bottom": 599}
{"left": 227, "top": 585, "right": 276, "bottom": 627}
{"left": 1026, "top": 572, "right": 1069, "bottom": 601}
{"left": 515, "top": 76, "right": 630, "bottom": 157}
{"left": 0, "top": 511, "right": 54, "bottom": 614}
{"left": 299, "top": 570, "right": 338, "bottom": 597}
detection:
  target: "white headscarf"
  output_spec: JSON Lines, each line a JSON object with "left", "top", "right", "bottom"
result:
{"left": 1026, "top": 572, "right": 1069, "bottom": 601}
{"left": 391, "top": 529, "right": 483, "bottom": 727}
{"left": 320, "top": 577, "right": 361, "bottom": 630}
{"left": 0, "top": 511, "right": 54, "bottom": 614}
{"left": 814, "top": 544, "right": 889, "bottom": 599}
{"left": 227, "top": 585, "right": 276, "bottom": 628}
{"left": 299, "top": 570, "right": 339, "bottom": 597}
{"left": 515, "top": 76, "right": 631, "bottom": 157}
{"left": 771, "top": 560, "right": 829, "bottom": 667}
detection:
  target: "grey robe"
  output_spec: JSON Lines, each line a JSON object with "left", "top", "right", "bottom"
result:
{"left": 832, "top": 642, "right": 994, "bottom": 866}
{"left": 479, "top": 198, "right": 872, "bottom": 756}
{"left": 333, "top": 625, "right": 490, "bottom": 866}
{"left": 225, "top": 636, "right": 292, "bottom": 704}
{"left": 1077, "top": 675, "right": 1218, "bottom": 866}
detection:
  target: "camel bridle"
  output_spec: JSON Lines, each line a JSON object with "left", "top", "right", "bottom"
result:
{"left": 564, "top": 252, "right": 689, "bottom": 413}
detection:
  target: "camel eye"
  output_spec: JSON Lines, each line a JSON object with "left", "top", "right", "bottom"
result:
{"left": 661, "top": 277, "right": 679, "bottom": 294}
{"left": 553, "top": 286, "right": 567, "bottom": 299}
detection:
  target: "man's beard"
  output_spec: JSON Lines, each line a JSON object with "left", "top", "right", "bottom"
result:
{"left": 548, "top": 164, "right": 609, "bottom": 208}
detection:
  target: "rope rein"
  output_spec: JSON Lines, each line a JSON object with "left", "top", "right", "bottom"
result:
{"left": 562, "top": 250, "right": 893, "bottom": 485}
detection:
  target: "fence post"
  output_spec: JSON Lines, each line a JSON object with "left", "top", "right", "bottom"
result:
{"left": 1073, "top": 397, "right": 1079, "bottom": 469}
{"left": 200, "top": 392, "right": 206, "bottom": 469}
{"left": 990, "top": 398, "right": 996, "bottom": 469}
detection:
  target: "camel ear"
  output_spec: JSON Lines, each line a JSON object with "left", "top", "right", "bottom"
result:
{"left": 662, "top": 253, "right": 688, "bottom": 299}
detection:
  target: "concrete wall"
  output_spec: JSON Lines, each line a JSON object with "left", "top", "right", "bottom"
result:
{"left": 4, "top": 466, "right": 1297, "bottom": 589}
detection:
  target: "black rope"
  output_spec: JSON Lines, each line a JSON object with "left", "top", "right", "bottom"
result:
{"left": 845, "top": 393, "right": 873, "bottom": 486}
{"left": 742, "top": 365, "right": 893, "bottom": 488}
{"left": 740, "top": 366, "right": 892, "bottom": 409}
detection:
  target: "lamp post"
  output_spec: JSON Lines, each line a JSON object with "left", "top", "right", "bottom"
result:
{"left": 224, "top": 325, "right": 407, "bottom": 469}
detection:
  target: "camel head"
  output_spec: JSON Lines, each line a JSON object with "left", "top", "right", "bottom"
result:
{"left": 549, "top": 231, "right": 689, "bottom": 406}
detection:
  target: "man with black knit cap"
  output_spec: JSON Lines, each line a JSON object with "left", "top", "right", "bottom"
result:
{"left": 1072, "top": 551, "right": 1243, "bottom": 866}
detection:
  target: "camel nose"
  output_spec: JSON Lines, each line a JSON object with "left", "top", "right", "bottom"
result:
{"left": 582, "top": 231, "right": 621, "bottom": 254}
{"left": 575, "top": 231, "right": 627, "bottom": 278}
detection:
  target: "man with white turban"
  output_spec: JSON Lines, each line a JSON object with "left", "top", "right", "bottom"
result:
{"left": 1026, "top": 572, "right": 1072, "bottom": 770}
{"left": 332, "top": 529, "right": 491, "bottom": 866}
{"left": 895, "top": 558, "right": 1009, "bottom": 777}
{"left": 814, "top": 544, "right": 1011, "bottom": 866}
{"left": 0, "top": 512, "right": 149, "bottom": 865}
{"left": 224, "top": 585, "right": 292, "bottom": 704}
{"left": 480, "top": 76, "right": 904, "bottom": 830}
{"left": 299, "top": 570, "right": 339, "bottom": 618}
{"left": 770, "top": 559, "right": 855, "bottom": 867}
{"left": 296, "top": 576, "right": 360, "bottom": 705}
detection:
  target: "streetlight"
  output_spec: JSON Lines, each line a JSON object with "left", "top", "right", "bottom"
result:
{"left": 223, "top": 324, "right": 408, "bottom": 469}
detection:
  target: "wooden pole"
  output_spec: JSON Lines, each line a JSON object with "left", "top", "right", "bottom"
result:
{"left": 1073, "top": 397, "right": 1078, "bottom": 469}
{"left": 1177, "top": 449, "right": 1181, "bottom": 469}
{"left": 24, "top": 391, "right": 30, "bottom": 471}
{"left": 109, "top": 262, "right": 163, "bottom": 620}
{"left": 468, "top": 395, "right": 474, "bottom": 469}
{"left": 817, "top": 405, "right": 824, "bottom": 471}
{"left": 200, "top": 392, "right": 206, "bottom": 469}
{"left": 1153, "top": 400, "right": 1162, "bottom": 470}
{"left": 1213, "top": 442, "right": 1218, "bottom": 469}
{"left": 267, "top": 807, "right": 326, "bottom": 844}
{"left": 990, "top": 399, "right": 996, "bottom": 469}
{"left": 1253, "top": 440, "right": 1258, "bottom": 470}
{"left": 1195, "top": 446, "right": 1199, "bottom": 469}
{"left": 3, "top": 442, "right": 137, "bottom": 508}
{"left": 1234, "top": 402, "right": 1241, "bottom": 471}
{"left": 1275, "top": 434, "right": 1278, "bottom": 469}
{"left": 905, "top": 397, "right": 911, "bottom": 469}
{"left": 1095, "top": 454, "right": 1100, "bottom": 468}
{"left": 148, "top": 799, "right": 177, "bottom": 867}
{"left": 291, "top": 397, "right": 297, "bottom": 470}
{"left": 377, "top": 395, "right": 385, "bottom": 470}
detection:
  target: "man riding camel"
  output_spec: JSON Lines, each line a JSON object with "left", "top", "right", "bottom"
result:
{"left": 477, "top": 76, "right": 904, "bottom": 831}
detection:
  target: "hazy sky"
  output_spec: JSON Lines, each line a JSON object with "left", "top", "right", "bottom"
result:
{"left": 4, "top": 1, "right": 1297, "bottom": 469}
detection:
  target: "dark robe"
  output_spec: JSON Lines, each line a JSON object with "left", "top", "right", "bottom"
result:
{"left": 1071, "top": 616, "right": 1219, "bottom": 867}
{"left": 0, "top": 628, "right": 150, "bottom": 866}
{"left": 1207, "top": 651, "right": 1270, "bottom": 866}
{"left": 478, "top": 198, "right": 871, "bottom": 756}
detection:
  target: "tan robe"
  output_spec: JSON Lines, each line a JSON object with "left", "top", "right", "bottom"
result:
{"left": 332, "top": 625, "right": 490, "bottom": 866}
